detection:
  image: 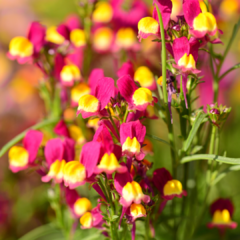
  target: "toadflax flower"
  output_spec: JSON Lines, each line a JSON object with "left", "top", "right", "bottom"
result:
{"left": 172, "top": 36, "right": 200, "bottom": 108}
{"left": 77, "top": 76, "right": 115, "bottom": 119}
{"left": 120, "top": 120, "right": 146, "bottom": 161}
{"left": 117, "top": 75, "right": 157, "bottom": 112}
{"left": 153, "top": 168, "right": 187, "bottom": 212}
{"left": 114, "top": 170, "right": 150, "bottom": 208}
{"left": 8, "top": 130, "right": 43, "bottom": 172}
{"left": 207, "top": 198, "right": 237, "bottom": 230}
{"left": 183, "top": 0, "right": 219, "bottom": 39}
{"left": 8, "top": 22, "right": 45, "bottom": 64}
{"left": 134, "top": 66, "right": 156, "bottom": 90}
{"left": 137, "top": 0, "right": 172, "bottom": 41}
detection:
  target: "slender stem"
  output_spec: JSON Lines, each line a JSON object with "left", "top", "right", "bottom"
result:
{"left": 145, "top": 213, "right": 150, "bottom": 240}
{"left": 109, "top": 116, "right": 120, "bottom": 137}
{"left": 123, "top": 110, "right": 129, "bottom": 123}
{"left": 155, "top": 4, "right": 168, "bottom": 104}
{"left": 0, "top": 118, "right": 59, "bottom": 157}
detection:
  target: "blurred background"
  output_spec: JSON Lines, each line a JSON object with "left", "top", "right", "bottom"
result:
{"left": 0, "top": 0, "right": 240, "bottom": 239}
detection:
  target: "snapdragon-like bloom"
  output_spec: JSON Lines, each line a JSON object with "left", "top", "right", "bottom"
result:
{"left": 172, "top": 36, "right": 200, "bottom": 108}
{"left": 8, "top": 22, "right": 45, "bottom": 64}
{"left": 153, "top": 168, "right": 187, "bottom": 211}
{"left": 41, "top": 138, "right": 75, "bottom": 183}
{"left": 117, "top": 75, "right": 157, "bottom": 112}
{"left": 80, "top": 204, "right": 104, "bottom": 229}
{"left": 77, "top": 77, "right": 115, "bottom": 119}
{"left": 71, "top": 83, "right": 91, "bottom": 106}
{"left": 8, "top": 130, "right": 43, "bottom": 172}
{"left": 207, "top": 198, "right": 237, "bottom": 230}
{"left": 134, "top": 66, "right": 156, "bottom": 90}
{"left": 92, "top": 1, "right": 113, "bottom": 23}
{"left": 137, "top": 0, "right": 172, "bottom": 41}
{"left": 114, "top": 171, "right": 150, "bottom": 208}
{"left": 183, "top": 0, "right": 218, "bottom": 38}
{"left": 120, "top": 120, "right": 146, "bottom": 160}
{"left": 93, "top": 125, "right": 127, "bottom": 174}
{"left": 115, "top": 28, "right": 138, "bottom": 50}
{"left": 63, "top": 141, "right": 102, "bottom": 189}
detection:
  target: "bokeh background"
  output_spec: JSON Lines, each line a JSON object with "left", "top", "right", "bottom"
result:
{"left": 0, "top": 0, "right": 240, "bottom": 239}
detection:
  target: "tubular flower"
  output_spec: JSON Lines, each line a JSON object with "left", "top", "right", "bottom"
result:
{"left": 73, "top": 198, "right": 92, "bottom": 217}
{"left": 70, "top": 29, "right": 86, "bottom": 47}
{"left": 130, "top": 203, "right": 147, "bottom": 221}
{"left": 114, "top": 171, "right": 150, "bottom": 208}
{"left": 137, "top": 0, "right": 172, "bottom": 41}
{"left": 42, "top": 138, "right": 75, "bottom": 183}
{"left": 92, "top": 1, "right": 113, "bottom": 23}
{"left": 115, "top": 28, "right": 137, "bottom": 50}
{"left": 71, "top": 83, "right": 91, "bottom": 106}
{"left": 8, "top": 130, "right": 43, "bottom": 173}
{"left": 117, "top": 61, "right": 134, "bottom": 79}
{"left": 77, "top": 77, "right": 115, "bottom": 118}
{"left": 92, "top": 27, "right": 114, "bottom": 52}
{"left": 134, "top": 66, "right": 156, "bottom": 90}
{"left": 207, "top": 198, "right": 237, "bottom": 230}
{"left": 183, "top": 0, "right": 218, "bottom": 38}
{"left": 153, "top": 168, "right": 187, "bottom": 200}
{"left": 45, "top": 26, "right": 65, "bottom": 44}
{"left": 87, "top": 118, "right": 100, "bottom": 130}
{"left": 8, "top": 22, "right": 45, "bottom": 64}
{"left": 172, "top": 36, "right": 200, "bottom": 108}
{"left": 93, "top": 125, "right": 127, "bottom": 174}
{"left": 120, "top": 120, "right": 146, "bottom": 160}
{"left": 117, "top": 75, "right": 157, "bottom": 112}
{"left": 60, "top": 64, "right": 81, "bottom": 87}
{"left": 80, "top": 204, "right": 104, "bottom": 229}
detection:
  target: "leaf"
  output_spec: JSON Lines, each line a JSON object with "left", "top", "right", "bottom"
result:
{"left": 110, "top": 215, "right": 119, "bottom": 222}
{"left": 218, "top": 63, "right": 240, "bottom": 81}
{"left": 191, "top": 145, "right": 203, "bottom": 154}
{"left": 183, "top": 111, "right": 207, "bottom": 152}
{"left": 0, "top": 118, "right": 59, "bottom": 157}
{"left": 181, "top": 154, "right": 240, "bottom": 165}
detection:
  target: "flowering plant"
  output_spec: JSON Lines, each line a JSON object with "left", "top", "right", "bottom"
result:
{"left": 2, "top": 0, "right": 240, "bottom": 239}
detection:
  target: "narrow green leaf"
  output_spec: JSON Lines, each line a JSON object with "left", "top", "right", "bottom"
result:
{"left": 183, "top": 111, "right": 207, "bottom": 152}
{"left": 218, "top": 63, "right": 240, "bottom": 81}
{"left": 181, "top": 154, "right": 240, "bottom": 165}
{"left": 0, "top": 118, "right": 59, "bottom": 157}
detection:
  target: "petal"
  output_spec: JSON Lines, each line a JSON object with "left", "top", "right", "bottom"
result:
{"left": 57, "top": 24, "right": 70, "bottom": 40}
{"left": 54, "top": 120, "right": 70, "bottom": 138}
{"left": 80, "top": 141, "right": 102, "bottom": 178}
{"left": 23, "top": 130, "right": 43, "bottom": 164}
{"left": 114, "top": 169, "right": 132, "bottom": 195}
{"left": 94, "top": 77, "right": 115, "bottom": 110}
{"left": 117, "top": 61, "right": 134, "bottom": 78}
{"left": 63, "top": 138, "right": 75, "bottom": 162}
{"left": 44, "top": 138, "right": 64, "bottom": 167}
{"left": 172, "top": 37, "right": 190, "bottom": 63}
{"left": 117, "top": 75, "right": 137, "bottom": 105}
{"left": 183, "top": 0, "right": 201, "bottom": 27}
{"left": 89, "top": 68, "right": 105, "bottom": 94}
{"left": 92, "top": 183, "right": 107, "bottom": 201}
{"left": 152, "top": 0, "right": 172, "bottom": 29}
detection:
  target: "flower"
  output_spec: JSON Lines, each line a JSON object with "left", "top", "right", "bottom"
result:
{"left": 41, "top": 138, "right": 75, "bottom": 183}
{"left": 8, "top": 130, "right": 43, "bottom": 172}
{"left": 117, "top": 75, "right": 157, "bottom": 112}
{"left": 207, "top": 198, "right": 237, "bottom": 230}
{"left": 153, "top": 168, "right": 187, "bottom": 212}
{"left": 114, "top": 170, "right": 150, "bottom": 208}
{"left": 134, "top": 66, "right": 156, "bottom": 90}
{"left": 120, "top": 120, "right": 146, "bottom": 160}
{"left": 8, "top": 22, "right": 45, "bottom": 64}
{"left": 77, "top": 77, "right": 115, "bottom": 119}
{"left": 92, "top": 1, "right": 113, "bottom": 23}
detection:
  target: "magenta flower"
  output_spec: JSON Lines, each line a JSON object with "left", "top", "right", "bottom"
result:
{"left": 41, "top": 138, "right": 75, "bottom": 183}
{"left": 117, "top": 75, "right": 157, "bottom": 112}
{"left": 77, "top": 77, "right": 115, "bottom": 119}
{"left": 114, "top": 170, "right": 150, "bottom": 208}
{"left": 207, "top": 198, "right": 237, "bottom": 230}
{"left": 54, "top": 120, "right": 70, "bottom": 138}
{"left": 183, "top": 0, "right": 219, "bottom": 39}
{"left": 120, "top": 120, "right": 146, "bottom": 161}
{"left": 93, "top": 125, "right": 127, "bottom": 174}
{"left": 7, "top": 22, "right": 46, "bottom": 64}
{"left": 8, "top": 130, "right": 43, "bottom": 173}
{"left": 172, "top": 36, "right": 200, "bottom": 108}
{"left": 137, "top": 0, "right": 172, "bottom": 41}
{"left": 117, "top": 61, "right": 134, "bottom": 79}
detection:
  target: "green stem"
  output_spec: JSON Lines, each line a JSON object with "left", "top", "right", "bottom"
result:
{"left": 145, "top": 213, "right": 150, "bottom": 240}
{"left": 123, "top": 110, "right": 129, "bottom": 123}
{"left": 155, "top": 4, "right": 168, "bottom": 104}
{"left": 0, "top": 118, "right": 59, "bottom": 157}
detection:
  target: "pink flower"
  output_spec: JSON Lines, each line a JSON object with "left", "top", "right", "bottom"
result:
{"left": 117, "top": 75, "right": 157, "bottom": 112}
{"left": 120, "top": 120, "right": 146, "bottom": 161}
{"left": 8, "top": 130, "right": 43, "bottom": 172}
{"left": 7, "top": 22, "right": 46, "bottom": 64}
